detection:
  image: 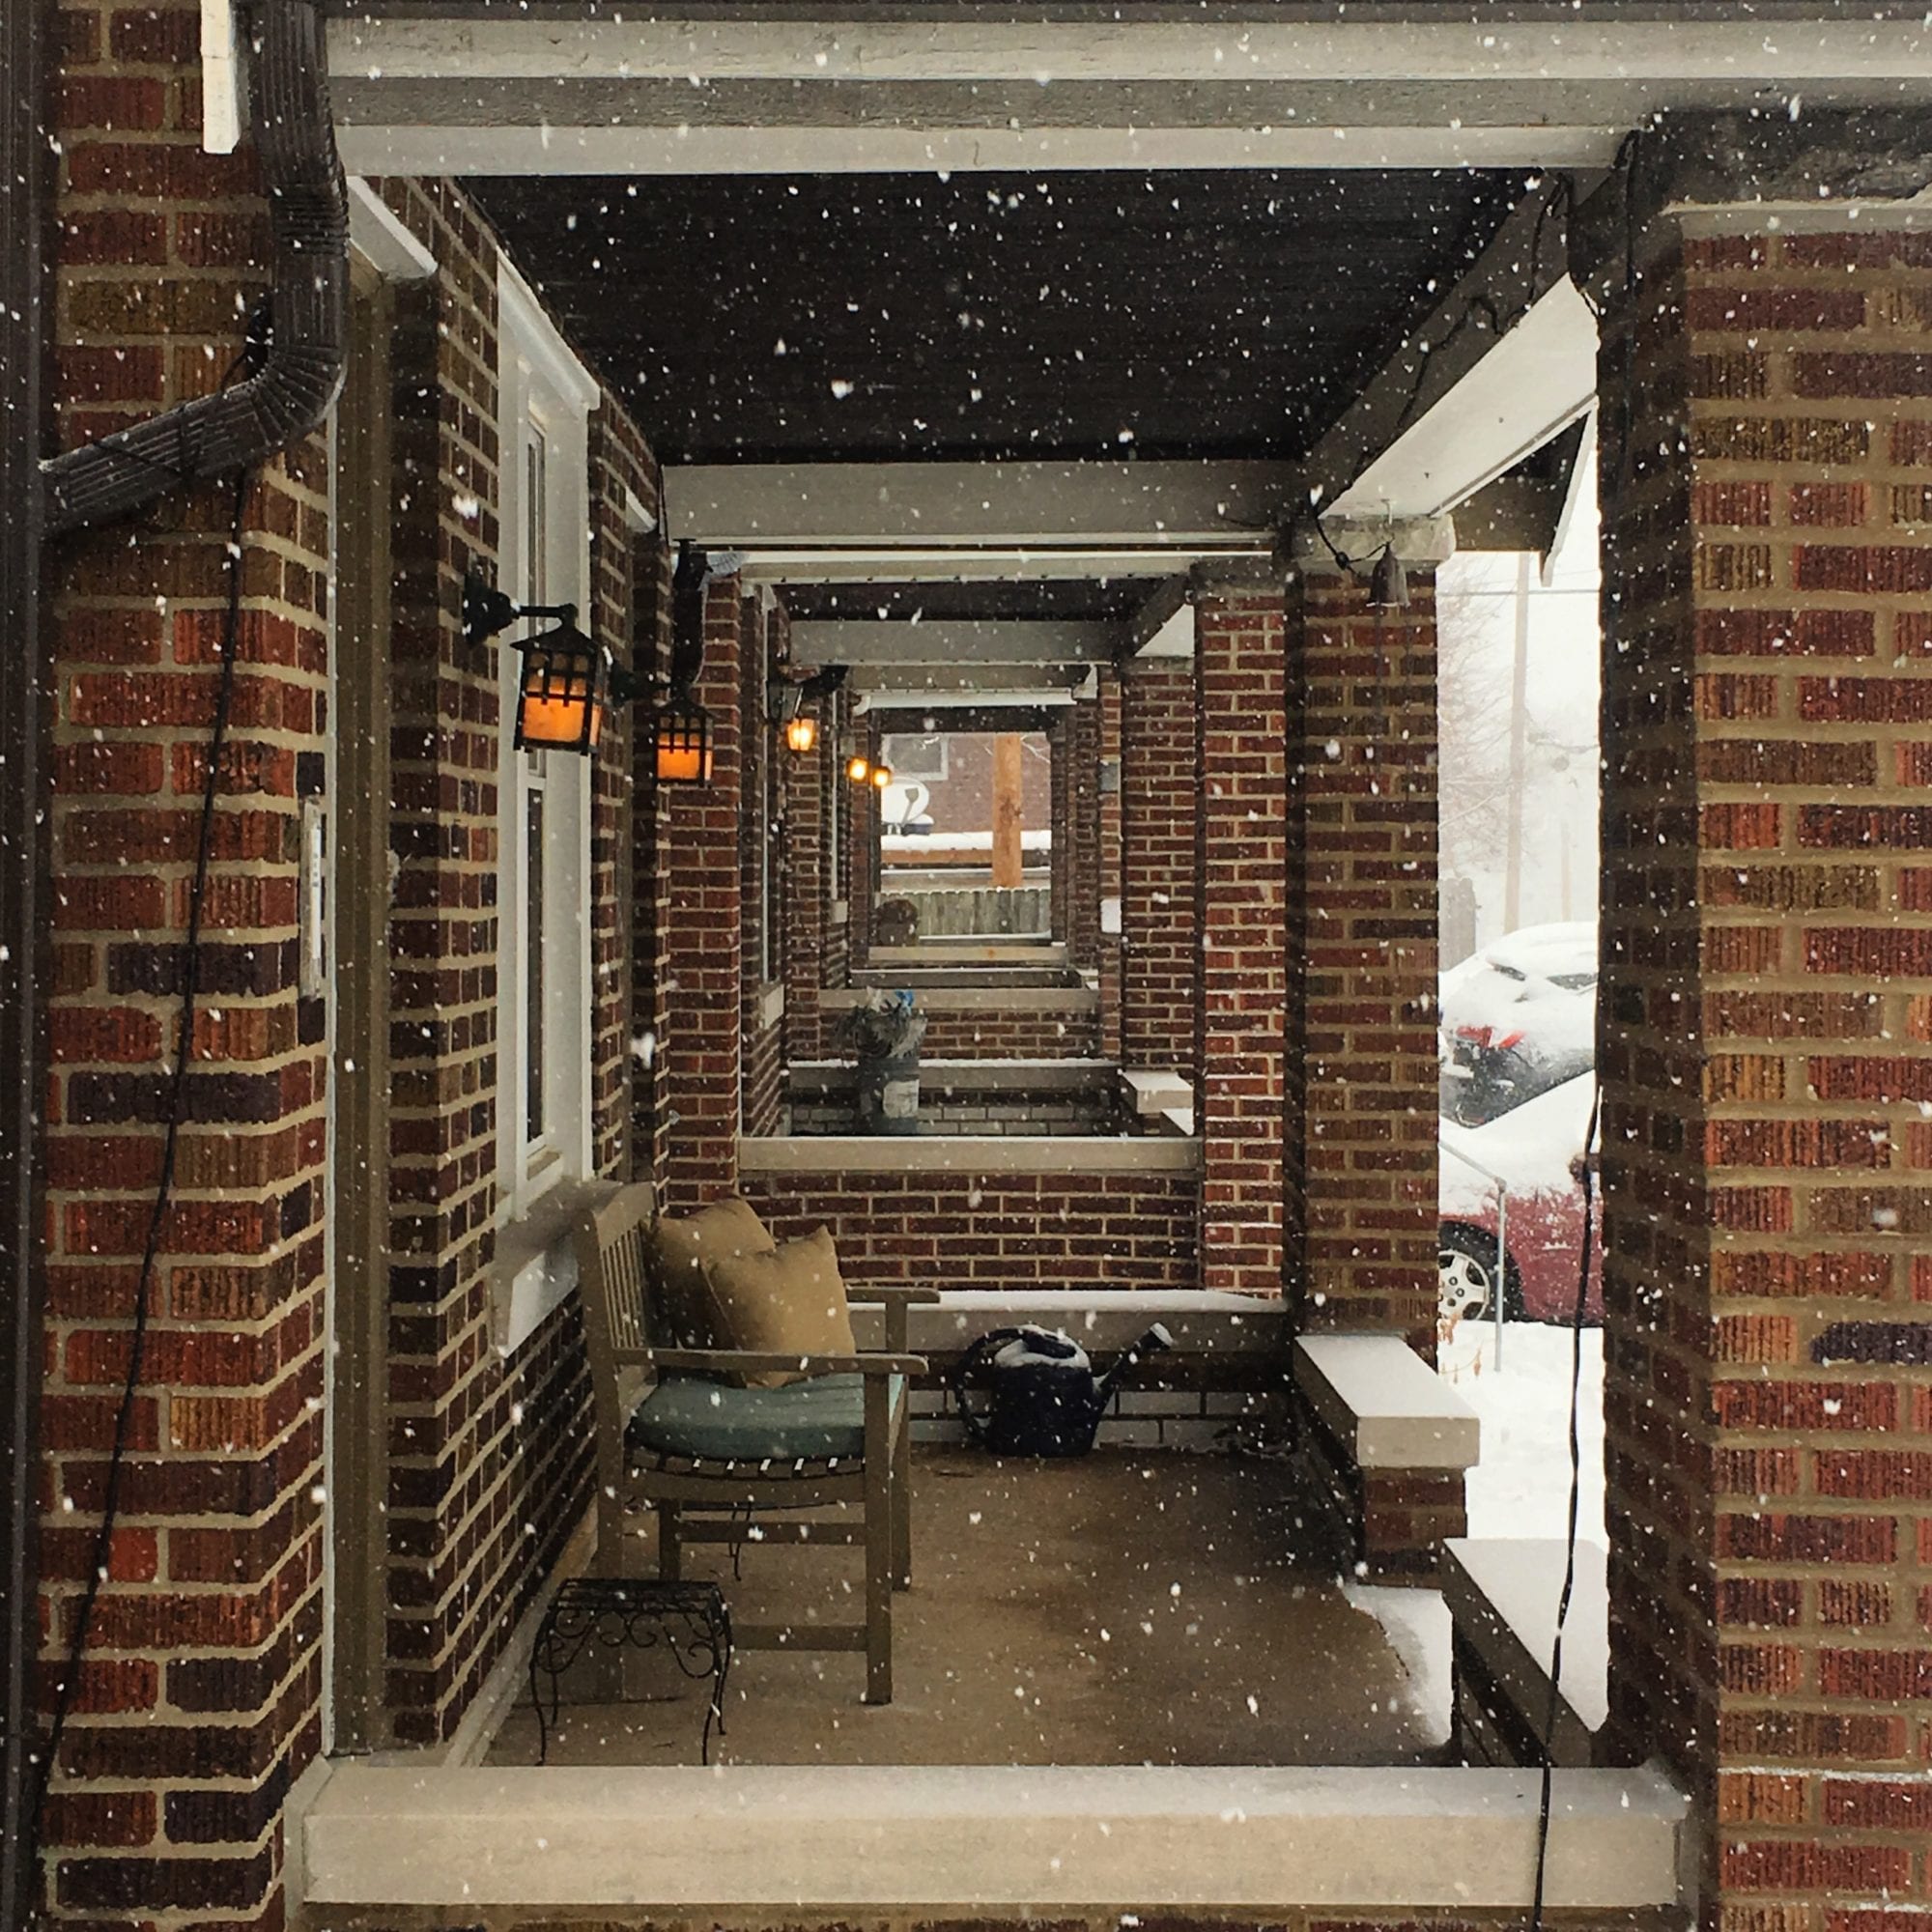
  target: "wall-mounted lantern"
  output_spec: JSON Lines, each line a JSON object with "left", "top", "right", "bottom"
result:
{"left": 650, "top": 540, "right": 717, "bottom": 785}
{"left": 846, "top": 754, "right": 873, "bottom": 784}
{"left": 870, "top": 762, "right": 895, "bottom": 790}
{"left": 771, "top": 663, "right": 846, "bottom": 759}
{"left": 464, "top": 572, "right": 638, "bottom": 756}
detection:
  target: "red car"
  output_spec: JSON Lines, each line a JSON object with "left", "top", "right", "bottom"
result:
{"left": 1439, "top": 1069, "right": 1604, "bottom": 1345}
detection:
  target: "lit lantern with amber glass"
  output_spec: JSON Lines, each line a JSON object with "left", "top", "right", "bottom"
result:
{"left": 784, "top": 713, "right": 818, "bottom": 755}
{"left": 870, "top": 762, "right": 894, "bottom": 790}
{"left": 845, "top": 754, "right": 871, "bottom": 783}
{"left": 652, "top": 696, "right": 714, "bottom": 785}
{"left": 513, "top": 621, "right": 610, "bottom": 754}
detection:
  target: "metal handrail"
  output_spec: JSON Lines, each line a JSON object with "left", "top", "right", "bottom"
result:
{"left": 1440, "top": 1136, "right": 1510, "bottom": 1369}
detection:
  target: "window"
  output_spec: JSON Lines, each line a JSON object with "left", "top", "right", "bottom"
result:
{"left": 497, "top": 263, "right": 599, "bottom": 1223}
{"left": 880, "top": 731, "right": 948, "bottom": 781}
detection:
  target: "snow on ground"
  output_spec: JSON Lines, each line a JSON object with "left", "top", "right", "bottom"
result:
{"left": 1446, "top": 1321, "right": 1606, "bottom": 1547}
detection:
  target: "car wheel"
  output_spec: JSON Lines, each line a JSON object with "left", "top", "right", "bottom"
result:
{"left": 1437, "top": 1223, "right": 1525, "bottom": 1343}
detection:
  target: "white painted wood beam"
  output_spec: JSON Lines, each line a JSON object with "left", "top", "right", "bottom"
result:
{"left": 737, "top": 547, "right": 1267, "bottom": 585}
{"left": 1285, "top": 189, "right": 1598, "bottom": 525}
{"left": 668, "top": 461, "right": 1292, "bottom": 552}
{"left": 848, "top": 662, "right": 1091, "bottom": 696}
{"left": 327, "top": 12, "right": 1932, "bottom": 175}
{"left": 791, "top": 620, "right": 1119, "bottom": 667}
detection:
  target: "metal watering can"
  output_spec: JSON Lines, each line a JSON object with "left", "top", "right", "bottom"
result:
{"left": 951, "top": 1322, "right": 1174, "bottom": 1458}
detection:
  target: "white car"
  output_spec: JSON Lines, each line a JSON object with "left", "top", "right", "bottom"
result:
{"left": 1439, "top": 920, "right": 1596, "bottom": 1128}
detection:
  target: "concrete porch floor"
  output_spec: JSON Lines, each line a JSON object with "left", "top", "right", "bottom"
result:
{"left": 485, "top": 1447, "right": 1443, "bottom": 1769}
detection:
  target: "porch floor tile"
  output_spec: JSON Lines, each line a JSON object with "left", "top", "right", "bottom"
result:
{"left": 485, "top": 1448, "right": 1442, "bottom": 1768}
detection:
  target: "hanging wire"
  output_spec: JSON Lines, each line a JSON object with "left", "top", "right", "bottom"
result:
{"left": 28, "top": 467, "right": 257, "bottom": 1859}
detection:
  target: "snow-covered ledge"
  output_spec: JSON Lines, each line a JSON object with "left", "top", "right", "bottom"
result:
{"left": 1294, "top": 1332, "right": 1481, "bottom": 1470}
{"left": 298, "top": 1762, "right": 1688, "bottom": 1914}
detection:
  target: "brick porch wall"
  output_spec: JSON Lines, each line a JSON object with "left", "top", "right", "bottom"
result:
{"left": 38, "top": 7, "right": 331, "bottom": 1913}
{"left": 663, "top": 575, "right": 748, "bottom": 1207}
{"left": 1597, "top": 219, "right": 1932, "bottom": 1924}
{"left": 1193, "top": 587, "right": 1288, "bottom": 1299}
{"left": 1096, "top": 668, "right": 1124, "bottom": 1061}
{"left": 1285, "top": 568, "right": 1439, "bottom": 1344}
{"left": 1069, "top": 698, "right": 1101, "bottom": 972}
{"left": 1121, "top": 660, "right": 1198, "bottom": 1080}
{"left": 738, "top": 1171, "right": 1198, "bottom": 1292}
{"left": 739, "top": 594, "right": 782, "bottom": 1138}
{"left": 630, "top": 523, "right": 674, "bottom": 1192}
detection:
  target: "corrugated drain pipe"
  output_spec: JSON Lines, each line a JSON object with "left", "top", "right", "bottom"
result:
{"left": 43, "top": 0, "right": 348, "bottom": 537}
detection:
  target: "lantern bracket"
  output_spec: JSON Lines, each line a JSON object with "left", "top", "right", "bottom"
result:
{"left": 768, "top": 661, "right": 846, "bottom": 724}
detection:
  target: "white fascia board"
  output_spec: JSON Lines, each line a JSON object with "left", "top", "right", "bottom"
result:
{"left": 736, "top": 546, "right": 1269, "bottom": 584}
{"left": 333, "top": 121, "right": 1620, "bottom": 179}
{"left": 200, "top": 0, "right": 244, "bottom": 155}
{"left": 792, "top": 620, "right": 1120, "bottom": 666}
{"left": 1326, "top": 279, "right": 1600, "bottom": 524}
{"left": 857, "top": 689, "right": 1075, "bottom": 712}
{"left": 346, "top": 179, "right": 437, "bottom": 282}
{"left": 497, "top": 258, "right": 602, "bottom": 418}
{"left": 328, "top": 14, "right": 1932, "bottom": 88}
{"left": 668, "top": 460, "right": 1295, "bottom": 551}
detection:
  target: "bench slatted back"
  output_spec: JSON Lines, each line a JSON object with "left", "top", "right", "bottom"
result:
{"left": 574, "top": 1179, "right": 659, "bottom": 1497}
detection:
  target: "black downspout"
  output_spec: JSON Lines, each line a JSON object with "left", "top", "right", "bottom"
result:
{"left": 43, "top": 0, "right": 350, "bottom": 536}
{"left": 0, "top": 0, "right": 51, "bottom": 1916}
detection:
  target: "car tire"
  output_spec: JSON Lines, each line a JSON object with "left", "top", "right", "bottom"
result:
{"left": 1437, "top": 1222, "right": 1525, "bottom": 1335}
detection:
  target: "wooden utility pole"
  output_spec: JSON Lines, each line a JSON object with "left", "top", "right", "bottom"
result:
{"left": 991, "top": 732, "right": 1024, "bottom": 888}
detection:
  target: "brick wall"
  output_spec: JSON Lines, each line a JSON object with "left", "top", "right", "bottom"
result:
{"left": 663, "top": 575, "right": 748, "bottom": 1207}
{"left": 739, "top": 1171, "right": 1198, "bottom": 1292}
{"left": 1194, "top": 587, "right": 1287, "bottom": 1299}
{"left": 39, "top": 4, "right": 331, "bottom": 1911}
{"left": 1097, "top": 669, "right": 1123, "bottom": 1061}
{"left": 1069, "top": 697, "right": 1102, "bottom": 971}
{"left": 739, "top": 594, "right": 782, "bottom": 1138}
{"left": 782, "top": 681, "right": 836, "bottom": 1068}
{"left": 630, "top": 519, "right": 674, "bottom": 1191}
{"left": 897, "top": 1005, "right": 1102, "bottom": 1061}
{"left": 1121, "top": 661, "right": 1198, "bottom": 1078}
{"left": 1284, "top": 568, "right": 1439, "bottom": 1343}
{"left": 39, "top": 31, "right": 658, "bottom": 1907}
{"left": 1048, "top": 715, "right": 1069, "bottom": 943}
{"left": 1597, "top": 218, "right": 1932, "bottom": 1923}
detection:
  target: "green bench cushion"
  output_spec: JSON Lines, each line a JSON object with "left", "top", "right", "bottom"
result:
{"left": 627, "top": 1372, "right": 901, "bottom": 1463}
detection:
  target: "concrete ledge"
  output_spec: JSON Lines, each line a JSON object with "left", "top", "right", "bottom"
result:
{"left": 1294, "top": 1333, "right": 1480, "bottom": 1471}
{"left": 1443, "top": 1537, "right": 1609, "bottom": 1763}
{"left": 1122, "top": 1065, "right": 1192, "bottom": 1115}
{"left": 870, "top": 941, "right": 1068, "bottom": 967}
{"left": 301, "top": 1762, "right": 1688, "bottom": 1912}
{"left": 896, "top": 1288, "right": 1282, "bottom": 1354}
{"left": 739, "top": 1133, "right": 1199, "bottom": 1175}
{"left": 792, "top": 1056, "right": 1118, "bottom": 1097}
{"left": 818, "top": 983, "right": 1099, "bottom": 1013}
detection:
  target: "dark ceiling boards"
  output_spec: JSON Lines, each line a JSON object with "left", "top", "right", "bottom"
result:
{"left": 473, "top": 169, "right": 1520, "bottom": 465}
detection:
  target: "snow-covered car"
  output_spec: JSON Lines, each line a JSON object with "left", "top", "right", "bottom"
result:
{"left": 1439, "top": 1069, "right": 1604, "bottom": 1345}
{"left": 1438, "top": 920, "right": 1596, "bottom": 1127}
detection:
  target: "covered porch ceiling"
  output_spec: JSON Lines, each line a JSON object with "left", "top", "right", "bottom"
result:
{"left": 320, "top": 0, "right": 1932, "bottom": 697}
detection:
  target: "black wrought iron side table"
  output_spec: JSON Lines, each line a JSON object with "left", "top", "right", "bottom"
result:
{"left": 528, "top": 1577, "right": 732, "bottom": 1765}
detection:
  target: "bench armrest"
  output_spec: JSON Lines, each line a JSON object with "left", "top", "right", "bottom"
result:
{"left": 643, "top": 1348, "right": 927, "bottom": 1378}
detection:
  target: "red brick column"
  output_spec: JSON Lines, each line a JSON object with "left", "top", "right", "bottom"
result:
{"left": 1193, "top": 584, "right": 1287, "bottom": 1298}
{"left": 1285, "top": 564, "right": 1439, "bottom": 1344}
{"left": 663, "top": 575, "right": 745, "bottom": 1208}
{"left": 1068, "top": 697, "right": 1102, "bottom": 973}
{"left": 1120, "top": 660, "right": 1198, "bottom": 1079}
{"left": 38, "top": 6, "right": 331, "bottom": 1912}
{"left": 782, "top": 692, "right": 836, "bottom": 1069}
{"left": 1096, "top": 669, "right": 1124, "bottom": 1061}
{"left": 1048, "top": 716, "right": 1070, "bottom": 944}
{"left": 1597, "top": 217, "right": 1932, "bottom": 1920}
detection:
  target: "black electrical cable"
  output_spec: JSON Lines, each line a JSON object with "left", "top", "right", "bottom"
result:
{"left": 27, "top": 465, "right": 256, "bottom": 1858}
{"left": 1526, "top": 1084, "right": 1601, "bottom": 1932}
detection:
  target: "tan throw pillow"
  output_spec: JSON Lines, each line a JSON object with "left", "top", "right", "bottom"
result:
{"left": 701, "top": 1226, "right": 857, "bottom": 1388}
{"left": 649, "top": 1197, "right": 777, "bottom": 1349}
